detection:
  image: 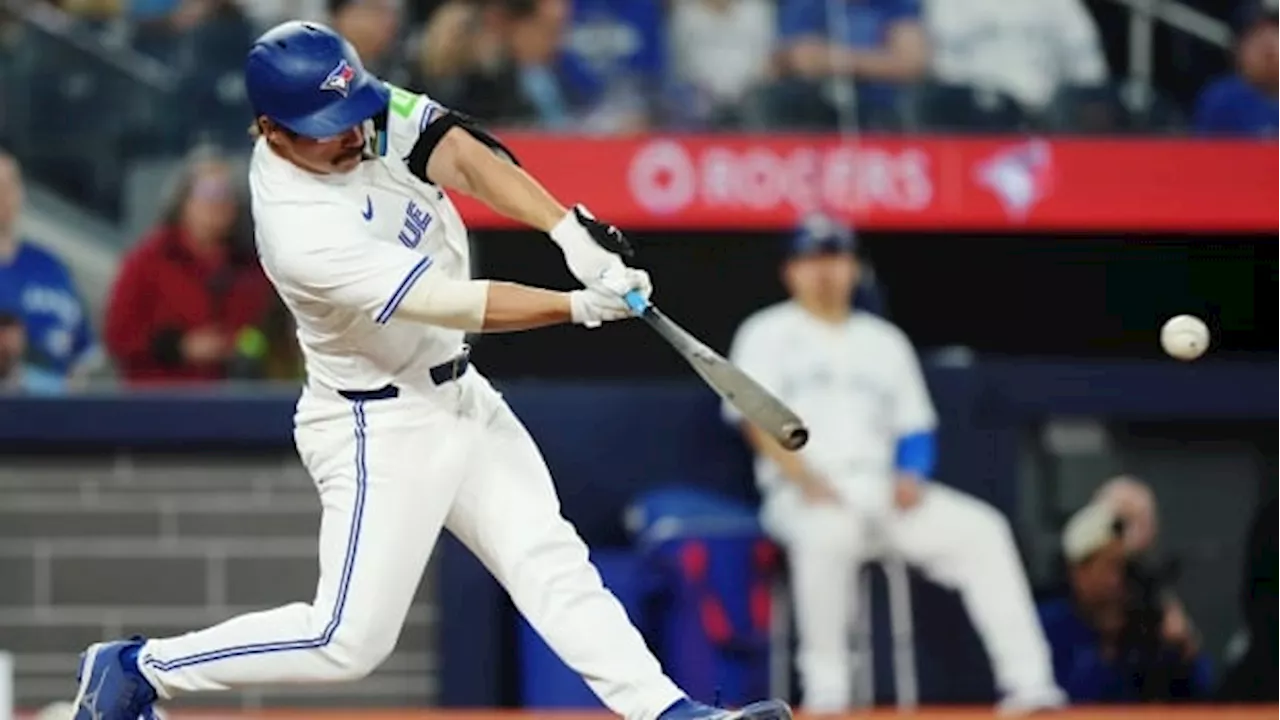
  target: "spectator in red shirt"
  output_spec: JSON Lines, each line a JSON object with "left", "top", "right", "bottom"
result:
{"left": 105, "top": 147, "right": 273, "bottom": 385}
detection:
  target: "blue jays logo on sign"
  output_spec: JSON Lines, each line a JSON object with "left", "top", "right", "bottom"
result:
{"left": 398, "top": 201, "right": 432, "bottom": 248}
{"left": 320, "top": 60, "right": 356, "bottom": 97}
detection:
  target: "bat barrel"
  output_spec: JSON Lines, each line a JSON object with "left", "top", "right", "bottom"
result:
{"left": 780, "top": 422, "right": 809, "bottom": 451}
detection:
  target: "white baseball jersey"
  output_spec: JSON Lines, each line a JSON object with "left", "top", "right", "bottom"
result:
{"left": 725, "top": 302, "right": 938, "bottom": 496}
{"left": 250, "top": 84, "right": 469, "bottom": 393}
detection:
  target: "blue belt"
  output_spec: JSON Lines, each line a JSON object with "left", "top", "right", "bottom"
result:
{"left": 337, "top": 346, "right": 470, "bottom": 402}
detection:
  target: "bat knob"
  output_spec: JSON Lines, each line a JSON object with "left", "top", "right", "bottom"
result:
{"left": 781, "top": 423, "right": 809, "bottom": 451}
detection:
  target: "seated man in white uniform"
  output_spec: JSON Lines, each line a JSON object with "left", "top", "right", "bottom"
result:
{"left": 724, "top": 213, "right": 1066, "bottom": 715}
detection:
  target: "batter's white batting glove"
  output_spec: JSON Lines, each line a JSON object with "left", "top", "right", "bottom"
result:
{"left": 596, "top": 265, "right": 652, "bottom": 303}
{"left": 570, "top": 268, "right": 651, "bottom": 328}
{"left": 550, "top": 204, "right": 634, "bottom": 288}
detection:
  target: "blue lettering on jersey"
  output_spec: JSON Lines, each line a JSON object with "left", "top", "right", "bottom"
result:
{"left": 397, "top": 201, "right": 433, "bottom": 249}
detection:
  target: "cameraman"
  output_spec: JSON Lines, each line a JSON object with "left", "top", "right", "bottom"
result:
{"left": 1097, "top": 476, "right": 1208, "bottom": 696}
{"left": 1038, "top": 502, "right": 1213, "bottom": 703}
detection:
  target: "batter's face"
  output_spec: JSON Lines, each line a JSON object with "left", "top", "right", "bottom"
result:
{"left": 0, "top": 155, "right": 23, "bottom": 236}
{"left": 784, "top": 252, "right": 860, "bottom": 311}
{"left": 260, "top": 118, "right": 367, "bottom": 175}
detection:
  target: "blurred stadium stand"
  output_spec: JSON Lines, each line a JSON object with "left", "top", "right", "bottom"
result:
{"left": 0, "top": 0, "right": 1263, "bottom": 224}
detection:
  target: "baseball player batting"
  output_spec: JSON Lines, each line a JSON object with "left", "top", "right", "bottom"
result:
{"left": 69, "top": 21, "right": 792, "bottom": 720}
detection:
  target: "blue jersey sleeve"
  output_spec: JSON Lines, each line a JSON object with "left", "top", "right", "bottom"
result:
{"left": 779, "top": 0, "right": 827, "bottom": 39}
{"left": 47, "top": 252, "right": 97, "bottom": 371}
{"left": 41, "top": 257, "right": 96, "bottom": 365}
{"left": 69, "top": 290, "right": 99, "bottom": 367}
{"left": 8, "top": 242, "right": 95, "bottom": 375}
{"left": 884, "top": 0, "right": 922, "bottom": 23}
{"left": 894, "top": 430, "right": 936, "bottom": 479}
{"left": 1193, "top": 79, "right": 1235, "bottom": 135}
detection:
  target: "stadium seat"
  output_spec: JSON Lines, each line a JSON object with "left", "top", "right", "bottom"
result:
{"left": 1043, "top": 82, "right": 1185, "bottom": 135}
{"left": 15, "top": 62, "right": 124, "bottom": 216}
{"left": 743, "top": 80, "right": 906, "bottom": 132}
{"left": 130, "top": 24, "right": 183, "bottom": 66}
{"left": 180, "top": 15, "right": 257, "bottom": 151}
{"left": 899, "top": 82, "right": 1028, "bottom": 133}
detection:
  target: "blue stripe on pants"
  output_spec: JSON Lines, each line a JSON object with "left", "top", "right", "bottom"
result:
{"left": 144, "top": 401, "right": 371, "bottom": 672}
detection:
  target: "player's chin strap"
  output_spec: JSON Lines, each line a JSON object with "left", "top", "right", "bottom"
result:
{"left": 403, "top": 110, "right": 522, "bottom": 185}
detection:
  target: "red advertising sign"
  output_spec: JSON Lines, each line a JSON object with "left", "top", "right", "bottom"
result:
{"left": 452, "top": 135, "right": 1278, "bottom": 232}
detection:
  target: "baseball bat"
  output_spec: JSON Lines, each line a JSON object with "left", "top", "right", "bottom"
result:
{"left": 623, "top": 290, "right": 810, "bottom": 451}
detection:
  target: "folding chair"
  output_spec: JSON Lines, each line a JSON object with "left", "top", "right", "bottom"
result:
{"left": 769, "top": 546, "right": 918, "bottom": 711}
{"left": 851, "top": 552, "right": 918, "bottom": 710}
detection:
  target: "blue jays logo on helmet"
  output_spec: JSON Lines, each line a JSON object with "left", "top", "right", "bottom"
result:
{"left": 245, "top": 21, "right": 390, "bottom": 139}
{"left": 320, "top": 60, "right": 357, "bottom": 97}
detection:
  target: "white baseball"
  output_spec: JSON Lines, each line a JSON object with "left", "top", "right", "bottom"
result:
{"left": 1160, "top": 314, "right": 1209, "bottom": 361}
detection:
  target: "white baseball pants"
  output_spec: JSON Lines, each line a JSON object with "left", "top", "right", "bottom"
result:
{"left": 136, "top": 371, "right": 684, "bottom": 720}
{"left": 761, "top": 481, "right": 1057, "bottom": 712}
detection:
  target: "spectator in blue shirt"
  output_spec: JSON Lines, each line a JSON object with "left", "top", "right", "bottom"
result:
{"left": 0, "top": 151, "right": 102, "bottom": 385}
{"left": 773, "top": 0, "right": 929, "bottom": 127}
{"left": 1039, "top": 502, "right": 1213, "bottom": 703}
{"left": 1193, "top": 1, "right": 1278, "bottom": 138}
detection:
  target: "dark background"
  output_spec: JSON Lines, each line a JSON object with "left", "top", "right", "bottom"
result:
{"left": 468, "top": 230, "right": 1278, "bottom": 379}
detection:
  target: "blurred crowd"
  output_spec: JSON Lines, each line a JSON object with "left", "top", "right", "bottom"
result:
{"left": 0, "top": 0, "right": 1270, "bottom": 221}
{"left": 0, "top": 0, "right": 1273, "bottom": 394}
{"left": 0, "top": 0, "right": 1276, "bottom": 393}
{"left": 3, "top": 0, "right": 1276, "bottom": 141}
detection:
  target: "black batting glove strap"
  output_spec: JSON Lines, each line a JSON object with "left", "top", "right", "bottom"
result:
{"left": 573, "top": 206, "right": 635, "bottom": 258}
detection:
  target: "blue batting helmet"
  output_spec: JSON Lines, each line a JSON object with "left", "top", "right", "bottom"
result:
{"left": 245, "top": 21, "right": 390, "bottom": 139}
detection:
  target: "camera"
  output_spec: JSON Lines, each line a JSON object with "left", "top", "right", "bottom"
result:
{"left": 1113, "top": 518, "right": 1199, "bottom": 701}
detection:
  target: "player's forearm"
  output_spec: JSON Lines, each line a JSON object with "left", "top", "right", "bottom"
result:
{"left": 479, "top": 282, "right": 572, "bottom": 332}
{"left": 439, "top": 130, "right": 566, "bottom": 232}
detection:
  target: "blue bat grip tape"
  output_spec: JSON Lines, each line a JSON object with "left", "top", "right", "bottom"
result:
{"left": 624, "top": 290, "right": 649, "bottom": 315}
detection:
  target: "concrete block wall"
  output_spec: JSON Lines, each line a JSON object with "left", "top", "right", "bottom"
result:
{"left": 0, "top": 454, "right": 438, "bottom": 710}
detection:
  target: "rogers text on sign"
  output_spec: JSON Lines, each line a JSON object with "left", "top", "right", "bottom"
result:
{"left": 627, "top": 139, "right": 935, "bottom": 216}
